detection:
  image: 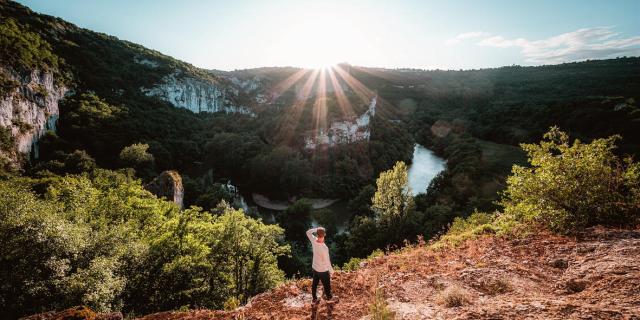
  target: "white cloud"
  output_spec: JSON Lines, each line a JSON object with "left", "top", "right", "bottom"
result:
{"left": 476, "top": 27, "right": 640, "bottom": 64}
{"left": 445, "top": 31, "right": 490, "bottom": 46}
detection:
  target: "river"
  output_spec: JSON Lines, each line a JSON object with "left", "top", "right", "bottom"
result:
{"left": 408, "top": 144, "right": 446, "bottom": 196}
{"left": 239, "top": 143, "right": 444, "bottom": 234}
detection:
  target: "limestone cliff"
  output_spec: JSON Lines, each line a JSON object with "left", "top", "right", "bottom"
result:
{"left": 141, "top": 70, "right": 254, "bottom": 115}
{"left": 304, "top": 96, "right": 377, "bottom": 149}
{"left": 0, "top": 67, "right": 67, "bottom": 169}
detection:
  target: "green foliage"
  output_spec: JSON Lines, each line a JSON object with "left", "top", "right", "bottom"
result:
{"left": 140, "top": 206, "right": 288, "bottom": 312}
{"left": 342, "top": 257, "right": 364, "bottom": 272}
{"left": 342, "top": 249, "right": 384, "bottom": 271}
{"left": 0, "top": 70, "right": 20, "bottom": 97}
{"left": 0, "top": 169, "right": 289, "bottom": 318}
{"left": 249, "top": 146, "right": 312, "bottom": 198}
{"left": 0, "top": 171, "right": 161, "bottom": 317}
{"left": 119, "top": 143, "right": 155, "bottom": 167}
{"left": 369, "top": 118, "right": 414, "bottom": 174}
{"left": 372, "top": 161, "right": 415, "bottom": 222}
{"left": 223, "top": 296, "right": 241, "bottom": 311}
{"left": 277, "top": 199, "right": 312, "bottom": 243}
{"left": 434, "top": 211, "right": 496, "bottom": 248}
{"left": 347, "top": 184, "right": 375, "bottom": 216}
{"left": 193, "top": 183, "right": 234, "bottom": 211}
{"left": 63, "top": 150, "right": 97, "bottom": 173}
{"left": 0, "top": 18, "right": 62, "bottom": 75}
{"left": 344, "top": 162, "right": 428, "bottom": 258}
{"left": 0, "top": 125, "right": 14, "bottom": 152}
{"left": 499, "top": 127, "right": 640, "bottom": 234}
{"left": 369, "top": 287, "right": 395, "bottom": 320}
{"left": 11, "top": 118, "right": 33, "bottom": 134}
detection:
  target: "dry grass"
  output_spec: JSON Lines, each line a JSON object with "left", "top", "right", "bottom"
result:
{"left": 477, "top": 277, "right": 511, "bottom": 295}
{"left": 565, "top": 279, "right": 587, "bottom": 293}
{"left": 437, "top": 285, "right": 471, "bottom": 308}
{"left": 369, "top": 287, "right": 395, "bottom": 320}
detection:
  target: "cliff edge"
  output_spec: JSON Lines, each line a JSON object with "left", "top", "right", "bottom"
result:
{"left": 134, "top": 227, "right": 639, "bottom": 320}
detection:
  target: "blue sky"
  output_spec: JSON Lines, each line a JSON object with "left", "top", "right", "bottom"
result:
{"left": 16, "top": 0, "right": 640, "bottom": 70}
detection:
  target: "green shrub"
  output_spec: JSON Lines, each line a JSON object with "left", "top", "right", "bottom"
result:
{"left": 12, "top": 118, "right": 33, "bottom": 134}
{"left": 0, "top": 170, "right": 289, "bottom": 318}
{"left": 0, "top": 125, "right": 14, "bottom": 152}
{"left": 223, "top": 296, "right": 241, "bottom": 310}
{"left": 499, "top": 127, "right": 640, "bottom": 234}
{"left": 369, "top": 288, "right": 395, "bottom": 320}
{"left": 342, "top": 257, "right": 364, "bottom": 271}
{"left": 435, "top": 211, "right": 495, "bottom": 248}
{"left": 0, "top": 18, "right": 62, "bottom": 74}
{"left": 0, "top": 71, "right": 19, "bottom": 97}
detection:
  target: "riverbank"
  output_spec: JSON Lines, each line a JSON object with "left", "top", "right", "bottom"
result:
{"left": 251, "top": 193, "right": 339, "bottom": 211}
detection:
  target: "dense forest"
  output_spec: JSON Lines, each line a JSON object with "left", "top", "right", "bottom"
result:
{"left": 1, "top": 0, "right": 640, "bottom": 318}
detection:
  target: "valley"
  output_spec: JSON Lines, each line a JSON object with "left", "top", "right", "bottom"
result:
{"left": 1, "top": 0, "right": 639, "bottom": 319}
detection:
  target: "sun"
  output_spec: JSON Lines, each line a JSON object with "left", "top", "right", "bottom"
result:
{"left": 275, "top": 2, "right": 354, "bottom": 69}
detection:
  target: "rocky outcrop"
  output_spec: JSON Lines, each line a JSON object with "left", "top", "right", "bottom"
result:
{"left": 137, "top": 227, "right": 640, "bottom": 320}
{"left": 0, "top": 67, "right": 68, "bottom": 168}
{"left": 142, "top": 71, "right": 254, "bottom": 115}
{"left": 304, "top": 96, "right": 377, "bottom": 149}
{"left": 145, "top": 170, "right": 184, "bottom": 209}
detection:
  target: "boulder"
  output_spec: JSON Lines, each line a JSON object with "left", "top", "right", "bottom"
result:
{"left": 145, "top": 170, "right": 184, "bottom": 208}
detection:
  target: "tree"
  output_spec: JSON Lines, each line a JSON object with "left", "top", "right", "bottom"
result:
{"left": 371, "top": 161, "right": 415, "bottom": 223}
{"left": 0, "top": 168, "right": 290, "bottom": 317}
{"left": 119, "top": 143, "right": 154, "bottom": 168}
{"left": 499, "top": 127, "right": 640, "bottom": 233}
{"left": 277, "top": 199, "right": 312, "bottom": 243}
{"left": 348, "top": 184, "right": 376, "bottom": 216}
{"left": 63, "top": 150, "right": 97, "bottom": 173}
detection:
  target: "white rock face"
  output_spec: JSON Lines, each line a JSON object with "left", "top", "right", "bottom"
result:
{"left": 143, "top": 71, "right": 254, "bottom": 115}
{"left": 304, "top": 96, "right": 377, "bottom": 149}
{"left": 0, "top": 67, "right": 67, "bottom": 166}
{"left": 133, "top": 56, "right": 160, "bottom": 68}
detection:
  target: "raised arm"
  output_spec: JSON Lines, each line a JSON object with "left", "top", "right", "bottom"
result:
{"left": 306, "top": 227, "right": 317, "bottom": 242}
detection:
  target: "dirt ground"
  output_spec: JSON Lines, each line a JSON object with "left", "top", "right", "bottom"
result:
{"left": 136, "top": 227, "right": 640, "bottom": 320}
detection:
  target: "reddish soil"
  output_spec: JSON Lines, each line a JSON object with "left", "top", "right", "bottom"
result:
{"left": 46, "top": 227, "right": 640, "bottom": 320}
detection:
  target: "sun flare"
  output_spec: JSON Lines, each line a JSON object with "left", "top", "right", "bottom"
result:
{"left": 270, "top": 2, "right": 369, "bottom": 69}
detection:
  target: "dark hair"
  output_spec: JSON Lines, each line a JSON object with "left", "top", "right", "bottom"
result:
{"left": 317, "top": 227, "right": 326, "bottom": 238}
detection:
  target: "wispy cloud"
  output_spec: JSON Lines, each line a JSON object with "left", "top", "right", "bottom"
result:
{"left": 452, "top": 27, "right": 640, "bottom": 64}
{"left": 445, "top": 31, "right": 490, "bottom": 46}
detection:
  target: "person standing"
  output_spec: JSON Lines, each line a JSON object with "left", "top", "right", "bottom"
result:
{"left": 306, "top": 227, "right": 336, "bottom": 304}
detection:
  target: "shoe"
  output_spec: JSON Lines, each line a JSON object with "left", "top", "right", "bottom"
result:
{"left": 326, "top": 296, "right": 339, "bottom": 304}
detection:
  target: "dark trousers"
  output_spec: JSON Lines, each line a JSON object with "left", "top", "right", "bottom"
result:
{"left": 311, "top": 270, "right": 332, "bottom": 300}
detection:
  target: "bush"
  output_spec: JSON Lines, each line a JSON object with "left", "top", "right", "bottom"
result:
{"left": 435, "top": 211, "right": 495, "bottom": 248}
{"left": 0, "top": 19, "right": 62, "bottom": 74}
{"left": 0, "top": 125, "right": 14, "bottom": 152}
{"left": 369, "top": 288, "right": 395, "bottom": 320}
{"left": 476, "top": 277, "right": 511, "bottom": 295}
{"left": 119, "top": 143, "right": 154, "bottom": 167}
{"left": 437, "top": 285, "right": 470, "bottom": 308}
{"left": 223, "top": 297, "right": 241, "bottom": 311}
{"left": 0, "top": 170, "right": 289, "bottom": 318}
{"left": 499, "top": 127, "right": 640, "bottom": 234}
{"left": 342, "top": 249, "right": 384, "bottom": 271}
